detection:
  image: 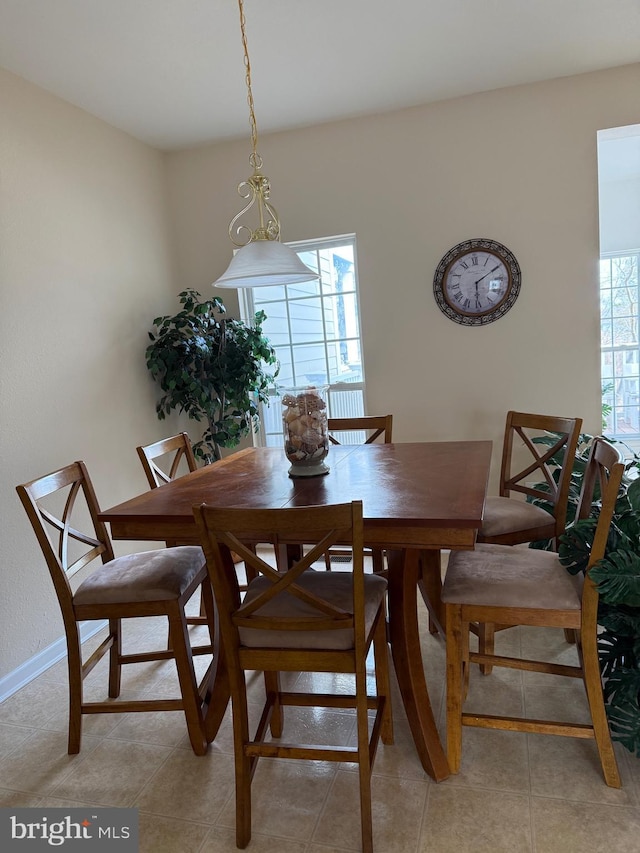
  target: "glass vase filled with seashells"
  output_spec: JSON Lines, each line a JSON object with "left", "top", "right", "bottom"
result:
{"left": 281, "top": 385, "right": 330, "bottom": 477}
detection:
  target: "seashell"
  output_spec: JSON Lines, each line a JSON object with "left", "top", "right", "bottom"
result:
{"left": 288, "top": 419, "right": 306, "bottom": 436}
{"left": 297, "top": 392, "right": 326, "bottom": 412}
{"left": 301, "top": 428, "right": 322, "bottom": 445}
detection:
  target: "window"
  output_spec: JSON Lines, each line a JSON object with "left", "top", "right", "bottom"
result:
{"left": 598, "top": 124, "right": 640, "bottom": 443}
{"left": 239, "top": 235, "right": 366, "bottom": 446}
{"left": 601, "top": 253, "right": 640, "bottom": 436}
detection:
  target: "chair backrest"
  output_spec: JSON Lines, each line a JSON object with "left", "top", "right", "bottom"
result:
{"left": 327, "top": 415, "right": 393, "bottom": 446}
{"left": 499, "top": 411, "right": 582, "bottom": 532}
{"left": 16, "top": 461, "right": 114, "bottom": 622}
{"left": 570, "top": 438, "right": 624, "bottom": 626}
{"left": 137, "top": 432, "right": 197, "bottom": 488}
{"left": 576, "top": 437, "right": 624, "bottom": 567}
{"left": 193, "top": 502, "right": 367, "bottom": 650}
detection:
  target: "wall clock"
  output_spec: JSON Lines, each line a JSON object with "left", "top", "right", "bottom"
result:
{"left": 433, "top": 238, "right": 521, "bottom": 326}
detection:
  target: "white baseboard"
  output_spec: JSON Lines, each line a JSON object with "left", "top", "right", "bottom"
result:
{"left": 0, "top": 621, "right": 107, "bottom": 703}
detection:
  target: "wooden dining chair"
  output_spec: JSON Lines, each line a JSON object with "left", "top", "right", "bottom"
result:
{"left": 471, "top": 411, "right": 583, "bottom": 667}
{"left": 16, "top": 460, "right": 217, "bottom": 756}
{"left": 193, "top": 500, "right": 393, "bottom": 853}
{"left": 137, "top": 432, "right": 252, "bottom": 640}
{"left": 478, "top": 411, "right": 583, "bottom": 547}
{"left": 327, "top": 414, "right": 393, "bottom": 447}
{"left": 423, "top": 412, "right": 582, "bottom": 649}
{"left": 137, "top": 432, "right": 210, "bottom": 638}
{"left": 137, "top": 431, "right": 246, "bottom": 561}
{"left": 325, "top": 415, "right": 393, "bottom": 574}
{"left": 442, "top": 437, "right": 624, "bottom": 787}
{"left": 137, "top": 431, "right": 197, "bottom": 490}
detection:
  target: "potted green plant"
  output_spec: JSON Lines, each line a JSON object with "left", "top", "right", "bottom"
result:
{"left": 145, "top": 289, "right": 279, "bottom": 463}
{"left": 530, "top": 432, "right": 640, "bottom": 755}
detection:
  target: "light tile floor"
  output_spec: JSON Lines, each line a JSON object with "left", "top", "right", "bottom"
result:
{"left": 1, "top": 600, "right": 639, "bottom": 852}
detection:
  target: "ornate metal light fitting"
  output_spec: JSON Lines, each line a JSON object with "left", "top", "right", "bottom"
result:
{"left": 212, "top": 0, "right": 319, "bottom": 288}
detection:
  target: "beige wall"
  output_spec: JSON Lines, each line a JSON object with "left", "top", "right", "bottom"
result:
{"left": 167, "top": 63, "right": 639, "bottom": 454}
{"left": 0, "top": 70, "right": 185, "bottom": 680}
{"left": 1, "top": 61, "right": 638, "bottom": 685}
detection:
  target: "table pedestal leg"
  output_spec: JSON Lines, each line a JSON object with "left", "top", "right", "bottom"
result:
{"left": 202, "top": 601, "right": 231, "bottom": 743}
{"left": 387, "top": 548, "right": 450, "bottom": 782}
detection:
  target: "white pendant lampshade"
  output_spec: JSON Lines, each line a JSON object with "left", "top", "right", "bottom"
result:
{"left": 213, "top": 239, "right": 318, "bottom": 289}
{"left": 212, "top": 0, "right": 320, "bottom": 291}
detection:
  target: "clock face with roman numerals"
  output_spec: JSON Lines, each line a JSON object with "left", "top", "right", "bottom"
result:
{"left": 433, "top": 238, "right": 521, "bottom": 326}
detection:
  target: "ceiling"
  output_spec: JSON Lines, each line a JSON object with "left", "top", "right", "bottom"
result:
{"left": 1, "top": 0, "right": 639, "bottom": 152}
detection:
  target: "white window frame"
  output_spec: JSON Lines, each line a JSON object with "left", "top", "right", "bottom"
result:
{"left": 600, "top": 250, "right": 640, "bottom": 445}
{"left": 238, "top": 234, "right": 367, "bottom": 446}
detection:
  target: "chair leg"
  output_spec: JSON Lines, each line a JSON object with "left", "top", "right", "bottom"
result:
{"left": 580, "top": 624, "right": 621, "bottom": 787}
{"left": 477, "top": 622, "right": 495, "bottom": 675}
{"left": 108, "top": 618, "right": 122, "bottom": 698}
{"left": 168, "top": 609, "right": 207, "bottom": 756}
{"left": 445, "top": 604, "right": 464, "bottom": 774}
{"left": 67, "top": 624, "right": 84, "bottom": 755}
{"left": 355, "top": 664, "right": 374, "bottom": 853}
{"left": 418, "top": 550, "right": 445, "bottom": 636}
{"left": 564, "top": 628, "right": 577, "bottom": 644}
{"left": 264, "top": 671, "right": 283, "bottom": 737}
{"left": 461, "top": 618, "right": 471, "bottom": 702}
{"left": 371, "top": 548, "right": 385, "bottom": 575}
{"left": 232, "top": 674, "right": 253, "bottom": 849}
{"left": 372, "top": 611, "right": 394, "bottom": 745}
{"left": 199, "top": 577, "right": 216, "bottom": 650}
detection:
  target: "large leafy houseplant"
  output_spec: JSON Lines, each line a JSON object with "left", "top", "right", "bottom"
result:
{"left": 530, "top": 432, "right": 640, "bottom": 755}
{"left": 146, "top": 289, "right": 279, "bottom": 463}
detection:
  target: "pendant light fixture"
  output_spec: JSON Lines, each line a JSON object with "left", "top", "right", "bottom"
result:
{"left": 212, "top": 0, "right": 319, "bottom": 289}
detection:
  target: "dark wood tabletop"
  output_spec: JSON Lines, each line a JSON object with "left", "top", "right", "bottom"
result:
{"left": 100, "top": 440, "right": 492, "bottom": 782}
{"left": 102, "top": 442, "right": 491, "bottom": 548}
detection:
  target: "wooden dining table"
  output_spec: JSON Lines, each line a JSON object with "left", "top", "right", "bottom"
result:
{"left": 99, "top": 440, "right": 492, "bottom": 782}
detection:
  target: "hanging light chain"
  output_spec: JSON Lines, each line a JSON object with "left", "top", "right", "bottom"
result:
{"left": 229, "top": 0, "right": 280, "bottom": 245}
{"left": 213, "top": 1, "right": 321, "bottom": 283}
{"left": 238, "top": 0, "right": 260, "bottom": 170}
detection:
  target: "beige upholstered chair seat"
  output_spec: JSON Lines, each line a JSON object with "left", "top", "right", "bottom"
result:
{"left": 479, "top": 496, "right": 554, "bottom": 538}
{"left": 193, "top": 500, "right": 393, "bottom": 853}
{"left": 441, "top": 439, "right": 624, "bottom": 790}
{"left": 74, "top": 546, "right": 205, "bottom": 606}
{"left": 16, "top": 460, "right": 215, "bottom": 756}
{"left": 444, "top": 543, "right": 583, "bottom": 611}
{"left": 422, "top": 412, "right": 581, "bottom": 642}
{"left": 239, "top": 570, "right": 388, "bottom": 649}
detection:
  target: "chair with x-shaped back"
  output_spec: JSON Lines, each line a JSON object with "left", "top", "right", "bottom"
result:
{"left": 442, "top": 437, "right": 623, "bottom": 788}
{"left": 16, "top": 460, "right": 216, "bottom": 755}
{"left": 137, "top": 431, "right": 213, "bottom": 638}
{"left": 327, "top": 415, "right": 394, "bottom": 447}
{"left": 137, "top": 431, "right": 197, "bottom": 491}
{"left": 325, "top": 415, "right": 393, "bottom": 574}
{"left": 193, "top": 500, "right": 393, "bottom": 853}
{"left": 471, "top": 411, "right": 583, "bottom": 668}
{"left": 478, "top": 411, "right": 583, "bottom": 547}
{"left": 422, "top": 412, "right": 583, "bottom": 652}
